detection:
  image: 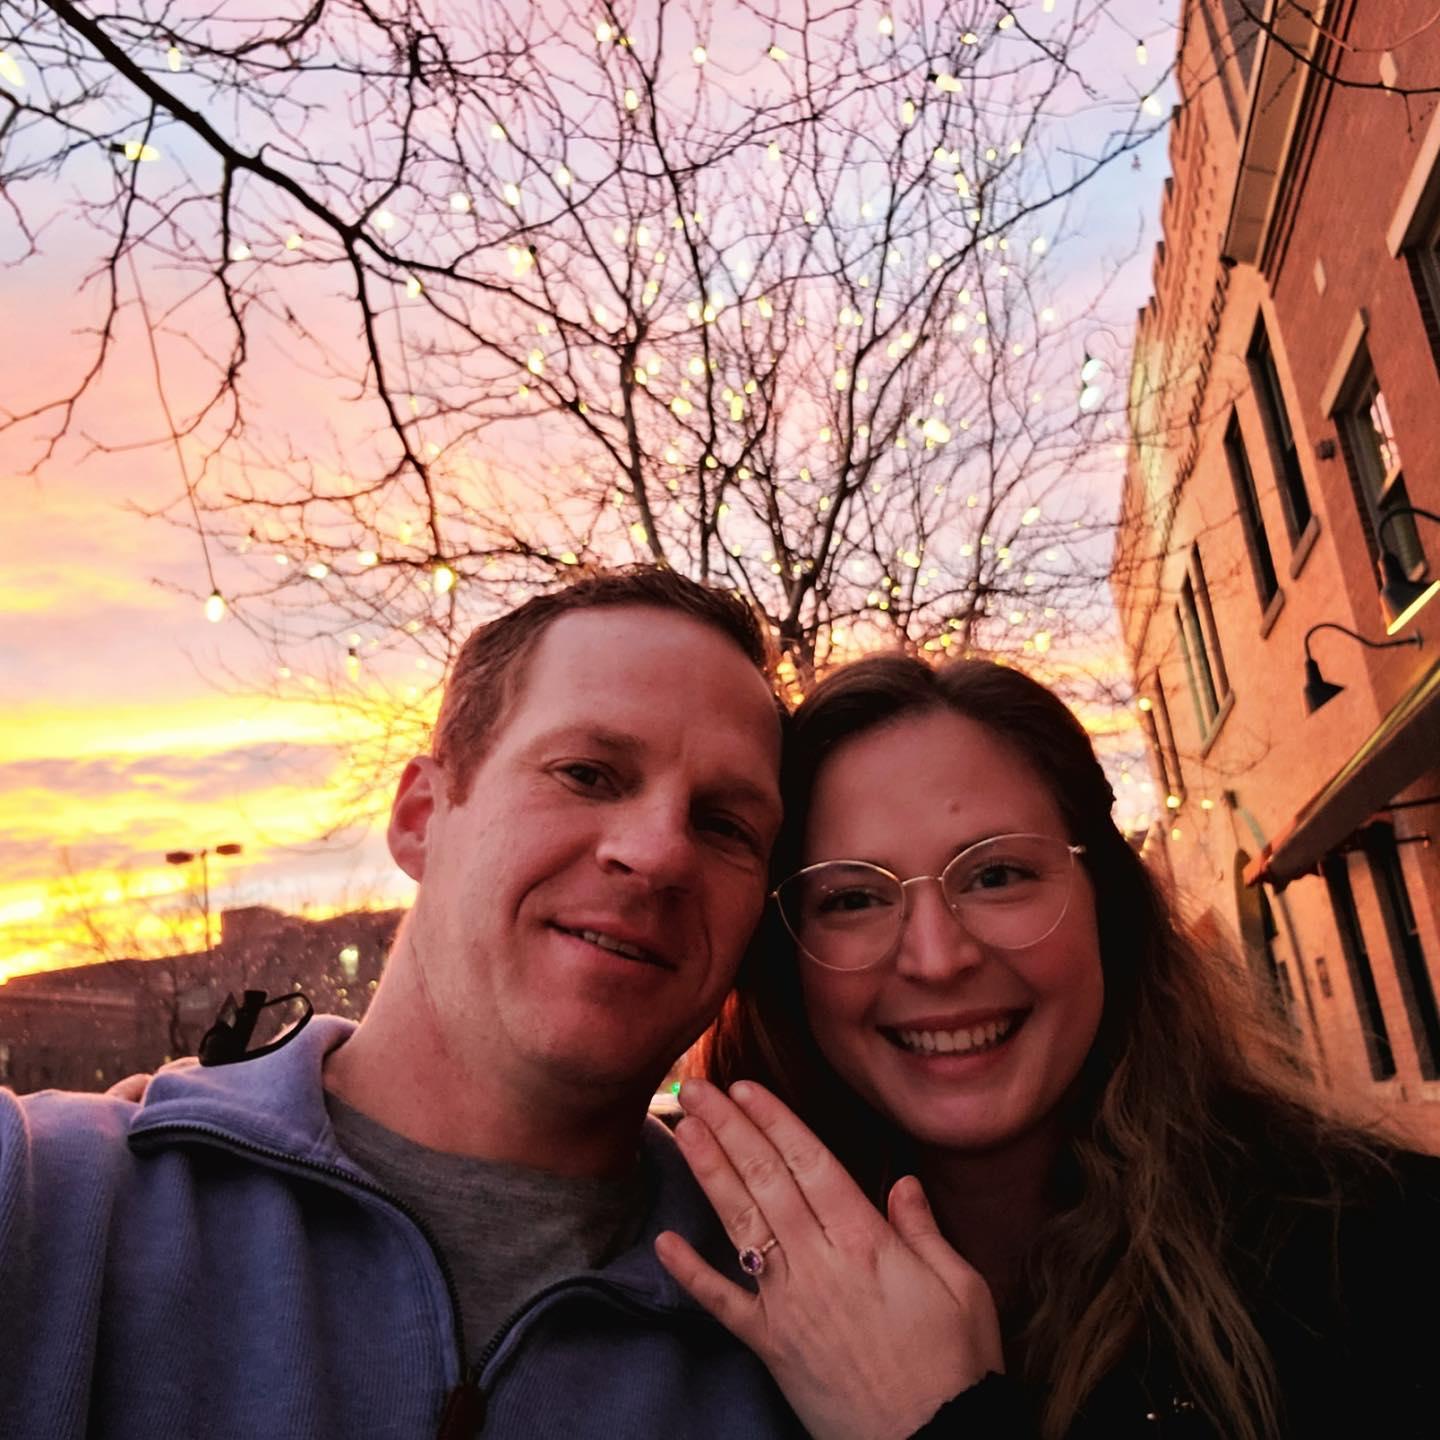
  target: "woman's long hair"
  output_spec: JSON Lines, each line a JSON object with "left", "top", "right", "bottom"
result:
{"left": 696, "top": 655, "right": 1388, "bottom": 1440}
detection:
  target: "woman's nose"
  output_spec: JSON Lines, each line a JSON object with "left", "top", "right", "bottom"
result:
{"left": 892, "top": 878, "right": 985, "bottom": 980}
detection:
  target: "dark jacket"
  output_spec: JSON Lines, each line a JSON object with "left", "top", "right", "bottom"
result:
{"left": 921, "top": 1148, "right": 1440, "bottom": 1437}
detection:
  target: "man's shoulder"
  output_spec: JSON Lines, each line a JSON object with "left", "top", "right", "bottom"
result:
{"left": 1, "top": 1083, "right": 138, "bottom": 1174}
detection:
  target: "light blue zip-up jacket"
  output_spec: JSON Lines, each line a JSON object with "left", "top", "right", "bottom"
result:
{"left": 0, "top": 1015, "right": 802, "bottom": 1439}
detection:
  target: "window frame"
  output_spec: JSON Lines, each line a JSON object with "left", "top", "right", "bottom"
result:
{"left": 1246, "top": 317, "right": 1313, "bottom": 545}
{"left": 1222, "top": 408, "right": 1280, "bottom": 611}
{"left": 1174, "top": 545, "right": 1231, "bottom": 742}
{"left": 1332, "top": 345, "right": 1427, "bottom": 580}
{"left": 1322, "top": 851, "right": 1397, "bottom": 1083}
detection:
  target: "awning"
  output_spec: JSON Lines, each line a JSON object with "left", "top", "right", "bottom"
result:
{"left": 1244, "top": 655, "right": 1440, "bottom": 890}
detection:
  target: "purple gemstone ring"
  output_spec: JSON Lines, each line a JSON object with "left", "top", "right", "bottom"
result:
{"left": 738, "top": 1236, "right": 780, "bottom": 1277}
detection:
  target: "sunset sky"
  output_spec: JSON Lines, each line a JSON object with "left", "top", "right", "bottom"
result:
{"left": 1, "top": 5, "right": 1173, "bottom": 982}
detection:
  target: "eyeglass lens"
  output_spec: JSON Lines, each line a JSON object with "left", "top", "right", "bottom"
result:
{"left": 777, "top": 833, "right": 1078, "bottom": 970}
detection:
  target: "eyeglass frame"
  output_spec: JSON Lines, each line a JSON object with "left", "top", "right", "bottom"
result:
{"left": 770, "top": 832, "right": 1088, "bottom": 973}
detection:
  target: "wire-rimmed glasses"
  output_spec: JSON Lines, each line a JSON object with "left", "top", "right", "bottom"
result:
{"left": 772, "top": 832, "right": 1086, "bottom": 972}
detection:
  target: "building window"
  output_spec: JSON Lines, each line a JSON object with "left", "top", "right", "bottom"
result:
{"left": 1223, "top": 411, "right": 1279, "bottom": 609}
{"left": 1405, "top": 202, "right": 1440, "bottom": 374}
{"left": 1175, "top": 547, "right": 1230, "bottom": 736}
{"left": 1247, "top": 318, "right": 1312, "bottom": 543}
{"left": 1362, "top": 823, "right": 1440, "bottom": 1081}
{"left": 1138, "top": 674, "right": 1184, "bottom": 807}
{"left": 1335, "top": 352, "right": 1427, "bottom": 578}
{"left": 1322, "top": 853, "right": 1397, "bottom": 1082}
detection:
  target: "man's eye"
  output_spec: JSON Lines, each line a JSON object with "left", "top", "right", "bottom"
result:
{"left": 700, "top": 813, "right": 759, "bottom": 849}
{"left": 556, "top": 762, "right": 611, "bottom": 792}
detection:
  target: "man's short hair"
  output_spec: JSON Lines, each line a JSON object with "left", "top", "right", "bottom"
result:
{"left": 431, "top": 565, "right": 777, "bottom": 804}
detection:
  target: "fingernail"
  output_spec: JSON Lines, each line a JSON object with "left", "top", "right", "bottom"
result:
{"left": 677, "top": 1078, "right": 708, "bottom": 1108}
{"left": 729, "top": 1080, "right": 756, "bottom": 1104}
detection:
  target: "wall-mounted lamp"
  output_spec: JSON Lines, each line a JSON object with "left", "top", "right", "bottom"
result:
{"left": 1376, "top": 505, "right": 1440, "bottom": 634}
{"left": 1302, "top": 621, "right": 1422, "bottom": 715}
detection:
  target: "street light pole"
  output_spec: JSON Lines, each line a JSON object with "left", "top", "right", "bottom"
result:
{"left": 165, "top": 842, "right": 243, "bottom": 964}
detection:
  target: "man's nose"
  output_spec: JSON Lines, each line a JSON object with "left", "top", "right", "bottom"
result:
{"left": 892, "top": 878, "right": 985, "bottom": 980}
{"left": 595, "top": 799, "right": 699, "bottom": 890}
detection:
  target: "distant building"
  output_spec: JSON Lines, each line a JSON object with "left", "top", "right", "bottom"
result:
{"left": 1115, "top": 2, "right": 1440, "bottom": 1147}
{"left": 0, "top": 906, "right": 401, "bottom": 1093}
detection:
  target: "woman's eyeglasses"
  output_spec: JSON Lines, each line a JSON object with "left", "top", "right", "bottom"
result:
{"left": 772, "top": 832, "right": 1086, "bottom": 972}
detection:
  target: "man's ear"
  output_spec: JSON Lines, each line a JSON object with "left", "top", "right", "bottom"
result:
{"left": 388, "top": 756, "right": 443, "bottom": 882}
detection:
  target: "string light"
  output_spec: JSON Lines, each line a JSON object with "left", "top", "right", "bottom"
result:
{"left": 1141, "top": 93, "right": 1163, "bottom": 117}
{"left": 692, "top": 46, "right": 707, "bottom": 65}
{"left": 433, "top": 563, "right": 456, "bottom": 595}
{"left": 228, "top": 242, "right": 251, "bottom": 262}
{"left": 624, "top": 88, "right": 639, "bottom": 111}
{"left": 877, "top": 14, "right": 894, "bottom": 37}
{"left": 373, "top": 209, "right": 395, "bottom": 231}
{"left": 166, "top": 44, "right": 183, "bottom": 72}
{"left": 204, "top": 591, "right": 226, "bottom": 623}
{"left": 1136, "top": 40, "right": 1149, "bottom": 65}
{"left": 768, "top": 44, "right": 788, "bottom": 61}
{"left": 121, "top": 140, "right": 161, "bottom": 162}
{"left": 449, "top": 192, "right": 471, "bottom": 213}
{"left": 0, "top": 51, "right": 25, "bottom": 87}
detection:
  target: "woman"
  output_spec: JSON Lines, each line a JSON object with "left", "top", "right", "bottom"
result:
{"left": 654, "top": 654, "right": 1440, "bottom": 1439}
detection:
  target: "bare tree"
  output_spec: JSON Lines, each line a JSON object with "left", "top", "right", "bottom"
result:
{"left": 2, "top": 0, "right": 1172, "bottom": 727}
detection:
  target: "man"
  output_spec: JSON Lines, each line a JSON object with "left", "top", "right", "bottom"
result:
{"left": 0, "top": 567, "right": 802, "bottom": 1439}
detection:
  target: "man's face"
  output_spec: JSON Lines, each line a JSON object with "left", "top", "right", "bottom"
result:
{"left": 389, "top": 605, "right": 782, "bottom": 1100}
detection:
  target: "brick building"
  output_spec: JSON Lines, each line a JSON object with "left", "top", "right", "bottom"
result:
{"left": 1115, "top": 1, "right": 1440, "bottom": 1148}
{"left": 0, "top": 906, "right": 401, "bottom": 1093}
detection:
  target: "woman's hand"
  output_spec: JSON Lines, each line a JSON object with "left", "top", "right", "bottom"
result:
{"left": 655, "top": 1078, "right": 1003, "bottom": 1440}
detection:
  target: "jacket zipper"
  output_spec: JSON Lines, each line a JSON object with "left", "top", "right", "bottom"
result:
{"left": 128, "top": 1122, "right": 662, "bottom": 1438}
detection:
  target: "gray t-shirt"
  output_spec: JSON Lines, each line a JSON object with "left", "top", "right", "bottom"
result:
{"left": 326, "top": 1094, "right": 647, "bottom": 1358}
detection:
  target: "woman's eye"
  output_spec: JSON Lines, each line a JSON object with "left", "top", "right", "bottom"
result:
{"left": 969, "top": 863, "right": 1029, "bottom": 890}
{"left": 818, "top": 888, "right": 885, "bottom": 913}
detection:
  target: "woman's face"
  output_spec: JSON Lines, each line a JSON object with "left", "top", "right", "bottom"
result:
{"left": 795, "top": 708, "right": 1105, "bottom": 1158}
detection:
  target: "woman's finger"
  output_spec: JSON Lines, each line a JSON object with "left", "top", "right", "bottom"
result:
{"left": 653, "top": 1229, "right": 763, "bottom": 1347}
{"left": 673, "top": 1113, "right": 792, "bottom": 1272}
{"left": 724, "top": 1079, "right": 883, "bottom": 1236}
{"left": 887, "top": 1177, "right": 994, "bottom": 1313}
{"left": 677, "top": 1079, "right": 825, "bottom": 1248}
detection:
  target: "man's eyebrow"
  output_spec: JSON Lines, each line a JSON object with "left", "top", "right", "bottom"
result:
{"left": 530, "top": 725, "right": 646, "bottom": 754}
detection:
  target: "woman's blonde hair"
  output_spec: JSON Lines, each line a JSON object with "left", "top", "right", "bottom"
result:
{"left": 697, "top": 654, "right": 1388, "bottom": 1440}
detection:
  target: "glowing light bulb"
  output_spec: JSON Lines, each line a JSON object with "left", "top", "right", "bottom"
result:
{"left": 900, "top": 98, "right": 916, "bottom": 126}
{"left": 405, "top": 275, "right": 423, "bottom": 298}
{"left": 624, "top": 88, "right": 639, "bottom": 111}
{"left": 166, "top": 45, "right": 183, "bottom": 72}
{"left": 204, "top": 591, "right": 226, "bottom": 623}
{"left": 692, "top": 46, "right": 707, "bottom": 65}
{"left": 1136, "top": 41, "right": 1149, "bottom": 65}
{"left": 373, "top": 209, "right": 395, "bottom": 232}
{"left": 502, "top": 182, "right": 521, "bottom": 207}
{"left": 1031, "top": 235, "right": 1048, "bottom": 254}
{"left": 767, "top": 140, "right": 781, "bottom": 163}
{"left": 307, "top": 562, "right": 329, "bottom": 580}
{"left": 357, "top": 550, "right": 378, "bottom": 567}
{"left": 228, "top": 242, "right": 251, "bottom": 262}
{"left": 768, "top": 44, "right": 787, "bottom": 61}
{"left": 596, "top": 20, "right": 614, "bottom": 42}
{"left": 1141, "top": 93, "right": 1163, "bottom": 117}
{"left": 449, "top": 192, "right": 471, "bottom": 213}
{"left": 0, "top": 51, "right": 26, "bottom": 87}
{"left": 434, "top": 563, "right": 456, "bottom": 595}
{"left": 122, "top": 140, "right": 161, "bottom": 162}
{"left": 527, "top": 349, "right": 544, "bottom": 375}
{"left": 554, "top": 165, "right": 573, "bottom": 189}
{"left": 877, "top": 14, "right": 894, "bottom": 37}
